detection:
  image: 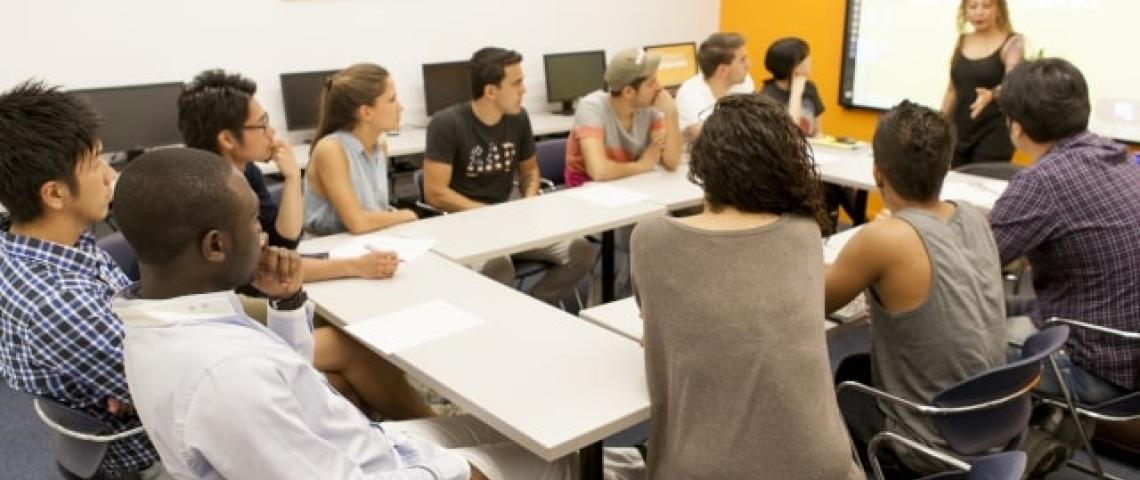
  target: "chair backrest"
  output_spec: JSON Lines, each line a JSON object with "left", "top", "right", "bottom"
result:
{"left": 953, "top": 162, "right": 1024, "bottom": 181}
{"left": 414, "top": 169, "right": 426, "bottom": 199}
{"left": 96, "top": 232, "right": 139, "bottom": 282}
{"left": 266, "top": 180, "right": 285, "bottom": 207}
{"left": 535, "top": 138, "right": 567, "bottom": 186}
{"left": 931, "top": 326, "right": 1069, "bottom": 455}
{"left": 967, "top": 451, "right": 1027, "bottom": 480}
{"left": 34, "top": 397, "right": 113, "bottom": 479}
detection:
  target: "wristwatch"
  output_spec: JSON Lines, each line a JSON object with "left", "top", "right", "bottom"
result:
{"left": 269, "top": 289, "right": 308, "bottom": 311}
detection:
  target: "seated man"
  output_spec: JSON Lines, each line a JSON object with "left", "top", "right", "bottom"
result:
{"left": 178, "top": 70, "right": 433, "bottom": 419}
{"left": 0, "top": 81, "right": 170, "bottom": 478}
{"left": 675, "top": 32, "right": 756, "bottom": 143}
{"left": 112, "top": 147, "right": 642, "bottom": 479}
{"left": 424, "top": 47, "right": 592, "bottom": 305}
{"left": 564, "top": 48, "right": 682, "bottom": 187}
{"left": 825, "top": 101, "right": 1007, "bottom": 476}
{"left": 990, "top": 58, "right": 1140, "bottom": 402}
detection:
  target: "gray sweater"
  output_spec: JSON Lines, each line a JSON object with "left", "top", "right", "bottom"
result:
{"left": 631, "top": 215, "right": 862, "bottom": 480}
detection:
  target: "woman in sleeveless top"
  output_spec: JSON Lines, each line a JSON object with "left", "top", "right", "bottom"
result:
{"left": 304, "top": 63, "right": 418, "bottom": 236}
{"left": 939, "top": 0, "right": 1025, "bottom": 167}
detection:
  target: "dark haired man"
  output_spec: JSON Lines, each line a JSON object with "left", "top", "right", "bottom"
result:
{"left": 179, "top": 69, "right": 434, "bottom": 419}
{"left": 991, "top": 58, "right": 1140, "bottom": 403}
{"left": 675, "top": 32, "right": 755, "bottom": 142}
{"left": 113, "top": 148, "right": 642, "bottom": 479}
{"left": 424, "top": 47, "right": 593, "bottom": 306}
{"left": 0, "top": 81, "right": 171, "bottom": 479}
{"left": 564, "top": 48, "right": 682, "bottom": 188}
{"left": 825, "top": 101, "right": 1007, "bottom": 476}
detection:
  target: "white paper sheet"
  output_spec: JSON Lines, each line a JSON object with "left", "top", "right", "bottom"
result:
{"left": 940, "top": 180, "right": 1002, "bottom": 209}
{"left": 328, "top": 236, "right": 436, "bottom": 263}
{"left": 567, "top": 184, "right": 650, "bottom": 207}
{"left": 345, "top": 300, "right": 483, "bottom": 354}
{"left": 822, "top": 225, "right": 864, "bottom": 265}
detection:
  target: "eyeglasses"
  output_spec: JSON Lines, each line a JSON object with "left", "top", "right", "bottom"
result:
{"left": 242, "top": 113, "right": 271, "bottom": 132}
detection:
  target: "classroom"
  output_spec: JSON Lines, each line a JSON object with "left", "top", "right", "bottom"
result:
{"left": 1, "top": 0, "right": 1138, "bottom": 479}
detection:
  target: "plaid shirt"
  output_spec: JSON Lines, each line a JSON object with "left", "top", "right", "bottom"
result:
{"left": 990, "top": 131, "right": 1140, "bottom": 391}
{"left": 0, "top": 224, "right": 159, "bottom": 476}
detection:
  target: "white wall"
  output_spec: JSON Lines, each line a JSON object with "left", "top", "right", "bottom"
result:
{"left": 3, "top": 0, "right": 720, "bottom": 138}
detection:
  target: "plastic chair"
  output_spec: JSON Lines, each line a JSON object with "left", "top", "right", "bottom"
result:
{"left": 839, "top": 326, "right": 1070, "bottom": 480}
{"left": 96, "top": 232, "right": 139, "bottom": 282}
{"left": 32, "top": 396, "right": 147, "bottom": 479}
{"left": 535, "top": 138, "right": 567, "bottom": 190}
{"left": 953, "top": 162, "right": 1024, "bottom": 181}
{"left": 869, "top": 433, "right": 1027, "bottom": 480}
{"left": 1035, "top": 318, "right": 1140, "bottom": 480}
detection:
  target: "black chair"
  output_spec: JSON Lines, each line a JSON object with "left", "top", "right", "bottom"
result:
{"left": 535, "top": 138, "right": 567, "bottom": 190}
{"left": 266, "top": 180, "right": 285, "bottom": 207}
{"left": 96, "top": 232, "right": 139, "bottom": 281}
{"left": 1035, "top": 318, "right": 1140, "bottom": 480}
{"left": 953, "top": 162, "right": 1024, "bottom": 182}
{"left": 839, "top": 326, "right": 1070, "bottom": 480}
{"left": 32, "top": 396, "right": 147, "bottom": 480}
{"left": 868, "top": 434, "right": 1027, "bottom": 480}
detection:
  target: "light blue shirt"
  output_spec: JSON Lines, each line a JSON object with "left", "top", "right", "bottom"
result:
{"left": 304, "top": 131, "right": 393, "bottom": 236}
{"left": 115, "top": 289, "right": 469, "bottom": 480}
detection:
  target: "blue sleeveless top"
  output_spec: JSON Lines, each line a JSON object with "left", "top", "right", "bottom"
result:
{"left": 303, "top": 131, "right": 391, "bottom": 235}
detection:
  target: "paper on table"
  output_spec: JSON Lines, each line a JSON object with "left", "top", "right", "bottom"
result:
{"left": 822, "top": 225, "right": 864, "bottom": 265}
{"left": 567, "top": 184, "right": 650, "bottom": 207}
{"left": 328, "top": 235, "right": 436, "bottom": 262}
{"left": 345, "top": 300, "right": 483, "bottom": 354}
{"left": 940, "top": 181, "right": 1001, "bottom": 207}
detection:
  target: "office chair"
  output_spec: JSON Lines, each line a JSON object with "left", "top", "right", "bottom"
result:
{"left": 868, "top": 434, "right": 1027, "bottom": 480}
{"left": 32, "top": 396, "right": 147, "bottom": 480}
{"left": 953, "top": 162, "right": 1024, "bottom": 182}
{"left": 838, "top": 326, "right": 1069, "bottom": 480}
{"left": 96, "top": 232, "right": 139, "bottom": 282}
{"left": 266, "top": 180, "right": 285, "bottom": 208}
{"left": 535, "top": 138, "right": 567, "bottom": 191}
{"left": 1033, "top": 318, "right": 1140, "bottom": 480}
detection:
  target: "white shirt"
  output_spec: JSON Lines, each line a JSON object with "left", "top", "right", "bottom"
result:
{"left": 116, "top": 290, "right": 470, "bottom": 480}
{"left": 675, "top": 74, "right": 756, "bottom": 131}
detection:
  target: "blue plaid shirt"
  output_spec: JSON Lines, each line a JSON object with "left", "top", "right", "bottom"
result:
{"left": 0, "top": 224, "right": 159, "bottom": 476}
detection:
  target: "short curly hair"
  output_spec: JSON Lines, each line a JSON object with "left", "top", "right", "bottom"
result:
{"left": 689, "top": 93, "right": 829, "bottom": 231}
{"left": 872, "top": 100, "right": 954, "bottom": 202}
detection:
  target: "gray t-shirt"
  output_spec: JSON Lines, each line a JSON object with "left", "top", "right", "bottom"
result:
{"left": 869, "top": 203, "right": 1007, "bottom": 469}
{"left": 631, "top": 215, "right": 863, "bottom": 480}
{"left": 564, "top": 90, "right": 663, "bottom": 187}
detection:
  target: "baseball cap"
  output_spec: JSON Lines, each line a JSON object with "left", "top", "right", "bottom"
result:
{"left": 605, "top": 48, "right": 661, "bottom": 92}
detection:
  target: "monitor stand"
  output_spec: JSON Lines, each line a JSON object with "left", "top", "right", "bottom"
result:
{"left": 555, "top": 100, "right": 576, "bottom": 116}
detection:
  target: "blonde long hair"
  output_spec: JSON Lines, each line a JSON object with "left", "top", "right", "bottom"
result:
{"left": 957, "top": 0, "right": 1014, "bottom": 34}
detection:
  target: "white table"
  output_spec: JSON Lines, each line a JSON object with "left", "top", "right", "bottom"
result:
{"left": 384, "top": 185, "right": 665, "bottom": 267}
{"left": 300, "top": 249, "right": 650, "bottom": 468}
{"left": 607, "top": 163, "right": 703, "bottom": 211}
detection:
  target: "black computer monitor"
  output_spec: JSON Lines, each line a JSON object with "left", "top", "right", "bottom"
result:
{"left": 644, "top": 42, "right": 698, "bottom": 89}
{"left": 422, "top": 61, "right": 472, "bottom": 116}
{"left": 70, "top": 82, "right": 184, "bottom": 154}
{"left": 544, "top": 50, "right": 606, "bottom": 115}
{"left": 280, "top": 69, "right": 338, "bottom": 132}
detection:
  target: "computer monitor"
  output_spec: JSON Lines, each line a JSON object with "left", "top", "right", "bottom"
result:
{"left": 422, "top": 61, "right": 472, "bottom": 116}
{"left": 644, "top": 42, "right": 698, "bottom": 89}
{"left": 70, "top": 82, "right": 184, "bottom": 154}
{"left": 280, "top": 69, "right": 338, "bottom": 132}
{"left": 544, "top": 50, "right": 606, "bottom": 115}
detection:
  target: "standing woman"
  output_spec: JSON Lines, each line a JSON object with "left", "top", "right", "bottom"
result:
{"left": 304, "top": 63, "right": 418, "bottom": 236}
{"left": 941, "top": 0, "right": 1024, "bottom": 167}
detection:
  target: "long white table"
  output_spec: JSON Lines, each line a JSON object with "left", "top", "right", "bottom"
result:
{"left": 299, "top": 248, "right": 650, "bottom": 468}
{"left": 606, "top": 162, "right": 703, "bottom": 211}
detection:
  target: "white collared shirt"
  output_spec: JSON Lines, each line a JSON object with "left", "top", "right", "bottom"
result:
{"left": 675, "top": 73, "right": 756, "bottom": 131}
{"left": 115, "top": 290, "right": 469, "bottom": 480}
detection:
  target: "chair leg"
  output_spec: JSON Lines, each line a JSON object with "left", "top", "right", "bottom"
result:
{"left": 1047, "top": 354, "right": 1107, "bottom": 479}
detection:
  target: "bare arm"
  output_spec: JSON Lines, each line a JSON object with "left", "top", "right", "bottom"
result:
{"left": 788, "top": 75, "right": 807, "bottom": 126}
{"left": 302, "top": 251, "right": 399, "bottom": 282}
{"left": 271, "top": 141, "right": 304, "bottom": 241}
{"left": 517, "top": 156, "right": 540, "bottom": 197}
{"left": 423, "top": 160, "right": 484, "bottom": 212}
{"left": 308, "top": 139, "right": 415, "bottom": 235}
{"left": 683, "top": 123, "right": 702, "bottom": 143}
{"left": 824, "top": 224, "right": 888, "bottom": 314}
{"left": 654, "top": 92, "right": 682, "bottom": 171}
{"left": 579, "top": 136, "right": 658, "bottom": 181}
{"left": 940, "top": 82, "right": 956, "bottom": 119}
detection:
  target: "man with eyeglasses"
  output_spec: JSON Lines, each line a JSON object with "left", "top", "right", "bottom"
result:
{"left": 675, "top": 32, "right": 755, "bottom": 143}
{"left": 176, "top": 69, "right": 437, "bottom": 421}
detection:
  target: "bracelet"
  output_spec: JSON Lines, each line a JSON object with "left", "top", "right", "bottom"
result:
{"left": 269, "top": 289, "right": 308, "bottom": 311}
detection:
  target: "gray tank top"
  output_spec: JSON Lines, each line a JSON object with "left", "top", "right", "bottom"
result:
{"left": 303, "top": 131, "right": 391, "bottom": 236}
{"left": 869, "top": 203, "right": 1007, "bottom": 467}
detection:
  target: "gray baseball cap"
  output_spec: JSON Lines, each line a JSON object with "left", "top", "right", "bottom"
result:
{"left": 605, "top": 48, "right": 661, "bottom": 92}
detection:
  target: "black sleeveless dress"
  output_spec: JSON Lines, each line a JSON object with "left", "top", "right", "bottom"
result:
{"left": 950, "top": 34, "right": 1016, "bottom": 167}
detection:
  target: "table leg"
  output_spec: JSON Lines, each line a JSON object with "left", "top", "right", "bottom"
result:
{"left": 579, "top": 441, "right": 604, "bottom": 480}
{"left": 602, "top": 230, "right": 615, "bottom": 303}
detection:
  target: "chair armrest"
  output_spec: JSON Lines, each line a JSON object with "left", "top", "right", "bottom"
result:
{"left": 868, "top": 432, "right": 970, "bottom": 474}
{"left": 1045, "top": 317, "right": 1140, "bottom": 340}
{"left": 539, "top": 178, "right": 556, "bottom": 194}
{"left": 414, "top": 201, "right": 446, "bottom": 218}
{"left": 33, "top": 399, "right": 146, "bottom": 443}
{"left": 837, "top": 379, "right": 1039, "bottom": 416}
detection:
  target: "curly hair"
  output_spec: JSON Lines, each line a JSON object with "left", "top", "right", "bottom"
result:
{"left": 688, "top": 93, "right": 830, "bottom": 232}
{"left": 872, "top": 100, "right": 954, "bottom": 202}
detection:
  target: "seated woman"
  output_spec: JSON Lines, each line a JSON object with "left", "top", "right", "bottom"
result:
{"left": 630, "top": 94, "right": 863, "bottom": 480}
{"left": 304, "top": 63, "right": 418, "bottom": 236}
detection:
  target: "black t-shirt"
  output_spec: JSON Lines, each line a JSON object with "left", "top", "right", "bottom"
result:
{"left": 759, "top": 79, "right": 825, "bottom": 134}
{"left": 243, "top": 163, "right": 299, "bottom": 250}
{"left": 424, "top": 103, "right": 536, "bottom": 205}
